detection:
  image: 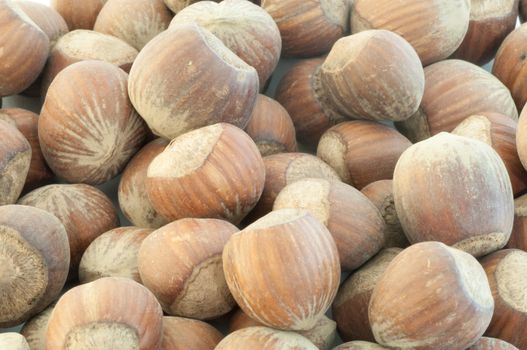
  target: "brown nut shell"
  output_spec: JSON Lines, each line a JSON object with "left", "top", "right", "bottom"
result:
{"left": 261, "top": 0, "right": 348, "bottom": 57}
{"left": 79, "top": 226, "right": 152, "bottom": 284}
{"left": 0, "top": 108, "right": 53, "bottom": 193}
{"left": 146, "top": 123, "right": 265, "bottom": 224}
{"left": 18, "top": 0, "right": 68, "bottom": 48}
{"left": 216, "top": 327, "right": 318, "bottom": 350}
{"left": 274, "top": 178, "right": 385, "bottom": 271}
{"left": 39, "top": 60, "right": 148, "bottom": 184}
{"left": 396, "top": 59, "right": 518, "bottom": 143}
{"left": 51, "top": 0, "right": 105, "bottom": 30}
{"left": 118, "top": 138, "right": 169, "bottom": 229}
{"left": 223, "top": 209, "right": 340, "bottom": 331}
{"left": 351, "top": 0, "right": 470, "bottom": 65}
{"left": 170, "top": 0, "right": 281, "bottom": 86}
{"left": 467, "top": 337, "right": 519, "bottom": 350}
{"left": 0, "top": 0, "right": 49, "bottom": 96}
{"left": 0, "top": 119, "right": 31, "bottom": 205}
{"left": 245, "top": 95, "right": 297, "bottom": 156}
{"left": 20, "top": 305, "right": 54, "bottom": 350}
{"left": 369, "top": 242, "right": 494, "bottom": 349}
{"left": 317, "top": 121, "right": 412, "bottom": 190}
{"left": 138, "top": 218, "right": 238, "bottom": 319}
{"left": 162, "top": 316, "right": 223, "bottom": 350}
{"left": 94, "top": 0, "right": 172, "bottom": 50}
{"left": 46, "top": 277, "right": 164, "bottom": 350}
{"left": 333, "top": 342, "right": 389, "bottom": 350}
{"left": 393, "top": 132, "right": 514, "bottom": 257}
{"left": 128, "top": 23, "right": 258, "bottom": 140}
{"left": 18, "top": 184, "right": 119, "bottom": 279}
{"left": 320, "top": 29, "right": 424, "bottom": 122}
{"left": 275, "top": 58, "right": 346, "bottom": 147}
{"left": 0, "top": 205, "right": 69, "bottom": 328}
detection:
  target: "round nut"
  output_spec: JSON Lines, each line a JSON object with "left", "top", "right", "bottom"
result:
{"left": 320, "top": 29, "right": 424, "bottom": 122}
{"left": 0, "top": 205, "right": 69, "bottom": 328}
{"left": 170, "top": 0, "right": 281, "bottom": 86}
{"left": 94, "top": 0, "right": 172, "bottom": 50}
{"left": 162, "top": 316, "right": 223, "bottom": 350}
{"left": 51, "top": 0, "right": 105, "bottom": 30}
{"left": 138, "top": 218, "right": 238, "bottom": 319}
{"left": 223, "top": 209, "right": 340, "bottom": 331}
{"left": 18, "top": 0, "right": 68, "bottom": 48}
{"left": 79, "top": 227, "right": 153, "bottom": 284}
{"left": 46, "top": 277, "right": 164, "bottom": 350}
{"left": 274, "top": 178, "right": 385, "bottom": 271}
{"left": 333, "top": 248, "right": 402, "bottom": 342}
{"left": 394, "top": 132, "right": 514, "bottom": 257}
{"left": 396, "top": 59, "right": 518, "bottom": 143}
{"left": 39, "top": 60, "right": 148, "bottom": 185}
{"left": 245, "top": 95, "right": 297, "bottom": 156}
{"left": 480, "top": 249, "right": 527, "bottom": 349}
{"left": 0, "top": 119, "right": 31, "bottom": 205}
{"left": 0, "top": 0, "right": 49, "bottom": 96}
{"left": 317, "top": 121, "right": 411, "bottom": 189}
{"left": 515, "top": 103, "right": 527, "bottom": 172}
{"left": 146, "top": 123, "right": 265, "bottom": 224}
{"left": 351, "top": 0, "right": 470, "bottom": 65}
{"left": 19, "top": 184, "right": 119, "bottom": 278}
{"left": 261, "top": 0, "right": 348, "bottom": 57}
{"left": 369, "top": 242, "right": 494, "bottom": 349}
{"left": 275, "top": 58, "right": 346, "bottom": 147}
{"left": 467, "top": 337, "right": 519, "bottom": 350}
{"left": 216, "top": 327, "right": 318, "bottom": 350}
{"left": 128, "top": 23, "right": 259, "bottom": 140}
{"left": 118, "top": 138, "right": 169, "bottom": 229}
{"left": 20, "top": 305, "right": 54, "bottom": 350}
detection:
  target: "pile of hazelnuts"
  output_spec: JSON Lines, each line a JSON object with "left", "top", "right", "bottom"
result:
{"left": 1, "top": 0, "right": 527, "bottom": 349}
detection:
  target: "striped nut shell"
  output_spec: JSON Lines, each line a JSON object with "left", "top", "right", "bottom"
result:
{"left": 39, "top": 60, "right": 148, "bottom": 185}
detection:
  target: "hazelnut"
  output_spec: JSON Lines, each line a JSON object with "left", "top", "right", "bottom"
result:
{"left": 394, "top": 132, "right": 514, "bottom": 257}
{"left": 79, "top": 227, "right": 153, "bottom": 284}
{"left": 333, "top": 248, "right": 402, "bottom": 342}
{"left": 261, "top": 0, "right": 348, "bottom": 57}
{"left": 162, "top": 316, "right": 223, "bottom": 350}
{"left": 333, "top": 342, "right": 388, "bottom": 350}
{"left": 245, "top": 152, "right": 340, "bottom": 223}
{"left": 128, "top": 23, "right": 259, "bottom": 140}
{"left": 493, "top": 24, "right": 527, "bottom": 112}
{"left": 170, "top": 0, "right": 281, "bottom": 86}
{"left": 19, "top": 184, "right": 119, "bottom": 279}
{"left": 361, "top": 180, "right": 409, "bottom": 248}
{"left": 51, "top": 0, "right": 105, "bottom": 30}
{"left": 0, "top": 0, "right": 49, "bottom": 97}
{"left": 320, "top": 30, "right": 424, "bottom": 122}
{"left": 39, "top": 60, "right": 148, "bottom": 185}
{"left": 229, "top": 309, "right": 337, "bottom": 350}
{"left": 0, "top": 119, "right": 32, "bottom": 205}
{"left": 508, "top": 194, "right": 527, "bottom": 250}
{"left": 118, "top": 138, "right": 169, "bottom": 229}
{"left": 46, "top": 277, "right": 164, "bottom": 350}
{"left": 138, "top": 218, "right": 239, "bottom": 319}
{"left": 41, "top": 29, "right": 138, "bottom": 95}
{"left": 274, "top": 178, "right": 385, "bottom": 271}
{"left": 245, "top": 94, "right": 297, "bottom": 156}
{"left": 317, "top": 121, "right": 411, "bottom": 190}
{"left": 94, "top": 0, "right": 172, "bottom": 50}
{"left": 146, "top": 123, "right": 265, "bottom": 224}
{"left": 467, "top": 337, "right": 519, "bottom": 350}
{"left": 451, "top": 0, "right": 518, "bottom": 65}
{"left": 20, "top": 305, "right": 54, "bottom": 350}
{"left": 516, "top": 103, "right": 527, "bottom": 171}
{"left": 0, "top": 333, "right": 30, "bottom": 350}
{"left": 17, "top": 0, "right": 68, "bottom": 48}
{"left": 351, "top": 0, "right": 470, "bottom": 65}
{"left": 480, "top": 249, "right": 527, "bottom": 348}
{"left": 216, "top": 327, "right": 318, "bottom": 350}
{"left": 369, "top": 242, "right": 494, "bottom": 349}
{"left": 0, "top": 205, "right": 69, "bottom": 328}
{"left": 453, "top": 113, "right": 527, "bottom": 196}
{"left": 275, "top": 58, "right": 346, "bottom": 147}
{"left": 0, "top": 108, "right": 54, "bottom": 192}
{"left": 396, "top": 59, "right": 518, "bottom": 142}
{"left": 163, "top": 0, "right": 215, "bottom": 13}
{"left": 223, "top": 209, "right": 340, "bottom": 331}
